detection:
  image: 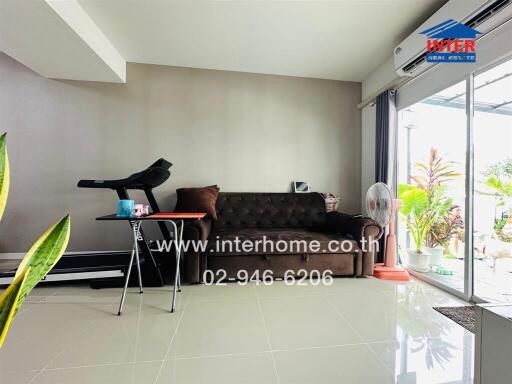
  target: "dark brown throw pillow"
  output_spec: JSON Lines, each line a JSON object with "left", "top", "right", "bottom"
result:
{"left": 174, "top": 185, "right": 220, "bottom": 219}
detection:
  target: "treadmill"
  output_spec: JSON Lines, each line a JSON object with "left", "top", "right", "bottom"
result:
{"left": 0, "top": 159, "right": 174, "bottom": 288}
{"left": 77, "top": 158, "right": 174, "bottom": 287}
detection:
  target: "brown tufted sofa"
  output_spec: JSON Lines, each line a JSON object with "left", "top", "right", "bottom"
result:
{"left": 182, "top": 192, "right": 382, "bottom": 283}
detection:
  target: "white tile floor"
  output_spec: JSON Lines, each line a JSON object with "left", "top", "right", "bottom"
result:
{"left": 0, "top": 277, "right": 474, "bottom": 384}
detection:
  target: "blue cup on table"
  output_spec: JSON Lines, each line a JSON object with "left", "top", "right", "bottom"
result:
{"left": 117, "top": 199, "right": 135, "bottom": 217}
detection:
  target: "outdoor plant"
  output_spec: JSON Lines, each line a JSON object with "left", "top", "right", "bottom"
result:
{"left": 479, "top": 158, "right": 512, "bottom": 242}
{"left": 399, "top": 184, "right": 451, "bottom": 254}
{"left": 483, "top": 175, "right": 512, "bottom": 204}
{"left": 415, "top": 148, "right": 460, "bottom": 248}
{"left": 399, "top": 184, "right": 429, "bottom": 253}
{"left": 411, "top": 148, "right": 460, "bottom": 195}
{"left": 0, "top": 133, "right": 71, "bottom": 348}
{"left": 428, "top": 213, "right": 463, "bottom": 249}
{"left": 482, "top": 158, "right": 512, "bottom": 179}
{"left": 399, "top": 148, "right": 459, "bottom": 253}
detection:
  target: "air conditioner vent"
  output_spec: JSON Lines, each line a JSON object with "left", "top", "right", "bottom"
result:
{"left": 395, "top": 0, "right": 512, "bottom": 77}
{"left": 402, "top": 55, "right": 427, "bottom": 74}
{"left": 395, "top": 0, "right": 512, "bottom": 76}
{"left": 466, "top": 0, "right": 511, "bottom": 29}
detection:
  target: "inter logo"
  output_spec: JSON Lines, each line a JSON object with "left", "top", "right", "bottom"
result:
{"left": 420, "top": 19, "right": 481, "bottom": 63}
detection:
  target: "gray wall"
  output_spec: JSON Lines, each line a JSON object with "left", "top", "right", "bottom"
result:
{"left": 0, "top": 52, "right": 361, "bottom": 253}
{"left": 361, "top": 105, "right": 376, "bottom": 212}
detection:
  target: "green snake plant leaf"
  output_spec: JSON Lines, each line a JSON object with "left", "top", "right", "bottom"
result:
{"left": 0, "top": 268, "right": 30, "bottom": 348}
{"left": 0, "top": 133, "right": 10, "bottom": 221}
{"left": 13, "top": 215, "right": 71, "bottom": 315}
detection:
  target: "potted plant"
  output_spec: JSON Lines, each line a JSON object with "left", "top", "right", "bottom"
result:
{"left": 425, "top": 192, "right": 456, "bottom": 266}
{"left": 399, "top": 184, "right": 431, "bottom": 271}
{"left": 425, "top": 243, "right": 443, "bottom": 267}
{"left": 426, "top": 217, "right": 453, "bottom": 266}
{"left": 399, "top": 184, "right": 451, "bottom": 271}
{"left": 410, "top": 148, "right": 460, "bottom": 267}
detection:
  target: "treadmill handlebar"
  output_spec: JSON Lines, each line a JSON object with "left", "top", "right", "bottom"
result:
{"left": 77, "top": 158, "right": 172, "bottom": 190}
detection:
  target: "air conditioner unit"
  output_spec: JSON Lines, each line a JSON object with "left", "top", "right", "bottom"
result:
{"left": 394, "top": 0, "right": 512, "bottom": 77}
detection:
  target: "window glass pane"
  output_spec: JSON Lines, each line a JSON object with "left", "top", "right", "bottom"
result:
{"left": 474, "top": 57, "right": 512, "bottom": 302}
{"left": 435, "top": 81, "right": 466, "bottom": 100}
{"left": 474, "top": 75, "right": 512, "bottom": 107}
{"left": 474, "top": 60, "right": 512, "bottom": 88}
{"left": 398, "top": 80, "right": 467, "bottom": 294}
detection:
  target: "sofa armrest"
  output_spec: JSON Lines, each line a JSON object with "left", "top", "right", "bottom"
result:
{"left": 182, "top": 218, "right": 211, "bottom": 283}
{"left": 326, "top": 212, "right": 383, "bottom": 276}
{"left": 326, "top": 212, "right": 383, "bottom": 243}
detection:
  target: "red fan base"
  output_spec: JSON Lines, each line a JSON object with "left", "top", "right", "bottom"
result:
{"left": 373, "top": 263, "right": 410, "bottom": 281}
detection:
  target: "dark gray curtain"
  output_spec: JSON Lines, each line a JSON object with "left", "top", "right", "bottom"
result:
{"left": 374, "top": 90, "right": 396, "bottom": 262}
{"left": 375, "top": 91, "right": 390, "bottom": 184}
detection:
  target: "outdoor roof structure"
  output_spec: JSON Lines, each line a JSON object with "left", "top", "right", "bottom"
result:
{"left": 422, "top": 58, "right": 512, "bottom": 116}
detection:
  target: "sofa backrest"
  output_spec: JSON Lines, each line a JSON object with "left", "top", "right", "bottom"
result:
{"left": 214, "top": 192, "right": 326, "bottom": 230}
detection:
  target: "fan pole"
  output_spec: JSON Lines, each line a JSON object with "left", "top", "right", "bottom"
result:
{"left": 373, "top": 198, "right": 410, "bottom": 281}
{"left": 385, "top": 199, "right": 399, "bottom": 267}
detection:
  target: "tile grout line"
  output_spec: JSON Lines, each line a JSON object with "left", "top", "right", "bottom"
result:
{"left": 12, "top": 288, "right": 68, "bottom": 381}
{"left": 37, "top": 341, "right": 381, "bottom": 373}
{"left": 41, "top": 359, "right": 165, "bottom": 371}
{"left": 20, "top": 279, "right": 466, "bottom": 381}
{"left": 182, "top": 292, "right": 323, "bottom": 303}
{"left": 324, "top": 295, "right": 396, "bottom": 381}
{"left": 254, "top": 284, "right": 281, "bottom": 384}
{"left": 323, "top": 295, "right": 366, "bottom": 344}
{"left": 326, "top": 284, "right": 463, "bottom": 380}
{"left": 364, "top": 342, "right": 397, "bottom": 380}
{"left": 21, "top": 286, "right": 65, "bottom": 316}
{"left": 30, "top": 339, "right": 421, "bottom": 373}
{"left": 27, "top": 296, "right": 120, "bottom": 383}
{"left": 175, "top": 350, "right": 275, "bottom": 361}
{"left": 28, "top": 287, "right": 192, "bottom": 381}
{"left": 133, "top": 292, "right": 144, "bottom": 362}
{"left": 173, "top": 342, "right": 371, "bottom": 361}
{"left": 152, "top": 285, "right": 193, "bottom": 384}
{"left": 30, "top": 290, "right": 197, "bottom": 373}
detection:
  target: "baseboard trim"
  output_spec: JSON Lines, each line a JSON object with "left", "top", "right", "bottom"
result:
{"left": 0, "top": 250, "right": 130, "bottom": 260}
{"left": 0, "top": 253, "right": 24, "bottom": 260}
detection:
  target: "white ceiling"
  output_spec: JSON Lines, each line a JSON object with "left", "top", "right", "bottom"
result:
{"left": 78, "top": 0, "right": 447, "bottom": 82}
{"left": 0, "top": 0, "right": 125, "bottom": 82}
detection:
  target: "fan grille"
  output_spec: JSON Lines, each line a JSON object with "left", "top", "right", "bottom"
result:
{"left": 366, "top": 182, "right": 393, "bottom": 227}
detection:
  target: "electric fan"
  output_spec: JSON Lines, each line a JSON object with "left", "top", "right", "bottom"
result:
{"left": 366, "top": 182, "right": 410, "bottom": 281}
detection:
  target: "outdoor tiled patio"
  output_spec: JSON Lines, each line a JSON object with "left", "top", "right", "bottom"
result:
{"left": 414, "top": 257, "right": 512, "bottom": 302}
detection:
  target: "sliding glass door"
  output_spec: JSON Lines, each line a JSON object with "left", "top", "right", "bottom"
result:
{"left": 473, "top": 58, "right": 512, "bottom": 302}
{"left": 397, "top": 81, "right": 467, "bottom": 295}
{"left": 397, "top": 56, "right": 512, "bottom": 303}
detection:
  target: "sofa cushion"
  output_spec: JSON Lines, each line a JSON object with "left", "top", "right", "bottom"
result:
{"left": 207, "top": 228, "right": 358, "bottom": 255}
{"left": 174, "top": 185, "right": 219, "bottom": 219}
{"left": 214, "top": 192, "right": 327, "bottom": 230}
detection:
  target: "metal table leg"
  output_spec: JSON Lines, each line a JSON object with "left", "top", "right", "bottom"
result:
{"left": 177, "top": 266, "right": 181, "bottom": 292}
{"left": 177, "top": 220, "right": 183, "bottom": 294}
{"left": 170, "top": 220, "right": 184, "bottom": 313}
{"left": 133, "top": 221, "right": 143, "bottom": 294}
{"left": 118, "top": 220, "right": 141, "bottom": 315}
